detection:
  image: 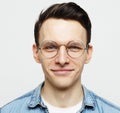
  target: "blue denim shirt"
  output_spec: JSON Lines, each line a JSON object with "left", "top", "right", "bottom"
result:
{"left": 1, "top": 82, "right": 120, "bottom": 113}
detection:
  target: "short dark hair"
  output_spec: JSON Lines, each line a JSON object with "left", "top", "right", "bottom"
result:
{"left": 34, "top": 2, "right": 92, "bottom": 47}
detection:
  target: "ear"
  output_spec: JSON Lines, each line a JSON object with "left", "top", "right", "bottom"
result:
{"left": 85, "top": 44, "right": 93, "bottom": 64}
{"left": 32, "top": 44, "right": 41, "bottom": 63}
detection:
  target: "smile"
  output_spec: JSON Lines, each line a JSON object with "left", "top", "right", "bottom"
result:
{"left": 51, "top": 69, "right": 74, "bottom": 75}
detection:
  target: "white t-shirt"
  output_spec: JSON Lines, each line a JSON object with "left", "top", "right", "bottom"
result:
{"left": 42, "top": 97, "right": 82, "bottom": 113}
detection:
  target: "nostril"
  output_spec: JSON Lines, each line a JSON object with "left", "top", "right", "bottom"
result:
{"left": 55, "top": 54, "right": 69, "bottom": 66}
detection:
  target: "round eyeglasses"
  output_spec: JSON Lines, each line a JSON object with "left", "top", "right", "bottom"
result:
{"left": 38, "top": 40, "right": 88, "bottom": 58}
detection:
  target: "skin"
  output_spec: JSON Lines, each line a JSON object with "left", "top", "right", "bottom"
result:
{"left": 32, "top": 18, "right": 93, "bottom": 107}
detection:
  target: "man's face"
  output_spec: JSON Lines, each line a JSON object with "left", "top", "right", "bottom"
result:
{"left": 33, "top": 18, "right": 93, "bottom": 90}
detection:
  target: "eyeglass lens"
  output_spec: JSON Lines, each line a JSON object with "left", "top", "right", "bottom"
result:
{"left": 39, "top": 41, "right": 86, "bottom": 58}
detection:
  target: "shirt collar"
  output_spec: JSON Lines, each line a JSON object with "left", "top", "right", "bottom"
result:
{"left": 28, "top": 82, "right": 96, "bottom": 109}
{"left": 82, "top": 86, "right": 96, "bottom": 109}
{"left": 28, "top": 82, "right": 46, "bottom": 108}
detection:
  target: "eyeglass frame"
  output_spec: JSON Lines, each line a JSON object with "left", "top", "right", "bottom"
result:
{"left": 38, "top": 40, "right": 89, "bottom": 58}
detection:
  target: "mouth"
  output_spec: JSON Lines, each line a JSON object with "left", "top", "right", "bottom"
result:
{"left": 51, "top": 69, "right": 74, "bottom": 75}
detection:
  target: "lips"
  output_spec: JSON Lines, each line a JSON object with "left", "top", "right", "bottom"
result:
{"left": 51, "top": 69, "right": 74, "bottom": 75}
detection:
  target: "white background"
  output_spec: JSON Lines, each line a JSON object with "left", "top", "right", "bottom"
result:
{"left": 0, "top": 0, "right": 120, "bottom": 107}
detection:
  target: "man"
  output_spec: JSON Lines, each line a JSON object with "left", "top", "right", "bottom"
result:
{"left": 1, "top": 2, "right": 120, "bottom": 113}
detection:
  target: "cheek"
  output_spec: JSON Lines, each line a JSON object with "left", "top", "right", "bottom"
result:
{"left": 41, "top": 60, "right": 48, "bottom": 69}
{"left": 73, "top": 56, "right": 86, "bottom": 66}
{"left": 40, "top": 61, "right": 49, "bottom": 77}
{"left": 40, "top": 59, "right": 52, "bottom": 72}
{"left": 75, "top": 61, "right": 84, "bottom": 72}
{"left": 72, "top": 57, "right": 86, "bottom": 72}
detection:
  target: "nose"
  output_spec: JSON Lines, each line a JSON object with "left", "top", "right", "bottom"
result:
{"left": 55, "top": 46, "right": 69, "bottom": 66}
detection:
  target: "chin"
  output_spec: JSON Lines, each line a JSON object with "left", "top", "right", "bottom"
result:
{"left": 53, "top": 81, "right": 75, "bottom": 90}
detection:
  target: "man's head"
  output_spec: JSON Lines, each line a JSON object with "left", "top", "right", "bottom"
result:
{"left": 32, "top": 2, "right": 93, "bottom": 89}
{"left": 34, "top": 2, "right": 91, "bottom": 47}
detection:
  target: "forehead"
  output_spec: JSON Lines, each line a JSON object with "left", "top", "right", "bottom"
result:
{"left": 39, "top": 18, "right": 87, "bottom": 44}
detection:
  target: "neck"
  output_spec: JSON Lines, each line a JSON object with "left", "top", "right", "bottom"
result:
{"left": 41, "top": 81, "right": 83, "bottom": 108}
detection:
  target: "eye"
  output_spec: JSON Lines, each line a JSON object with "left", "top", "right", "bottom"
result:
{"left": 43, "top": 44, "right": 58, "bottom": 52}
{"left": 67, "top": 44, "right": 83, "bottom": 52}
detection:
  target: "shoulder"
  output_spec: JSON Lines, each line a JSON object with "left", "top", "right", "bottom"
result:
{"left": 1, "top": 89, "right": 34, "bottom": 113}
{"left": 89, "top": 90, "right": 120, "bottom": 112}
{"left": 83, "top": 86, "right": 120, "bottom": 112}
{"left": 1, "top": 83, "right": 45, "bottom": 113}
